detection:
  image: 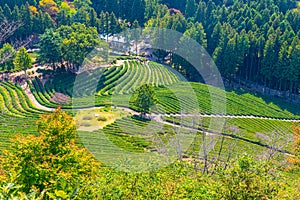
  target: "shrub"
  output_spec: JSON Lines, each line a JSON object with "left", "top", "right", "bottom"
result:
{"left": 0, "top": 108, "right": 100, "bottom": 199}
{"left": 97, "top": 116, "right": 107, "bottom": 121}
{"left": 213, "top": 155, "right": 282, "bottom": 199}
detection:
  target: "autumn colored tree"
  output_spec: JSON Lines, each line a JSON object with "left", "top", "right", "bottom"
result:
{"left": 28, "top": 5, "right": 38, "bottom": 15}
{"left": 59, "top": 1, "right": 76, "bottom": 17}
{"left": 286, "top": 124, "right": 300, "bottom": 197}
{"left": 287, "top": 124, "right": 300, "bottom": 170}
{"left": 39, "top": 0, "right": 59, "bottom": 17}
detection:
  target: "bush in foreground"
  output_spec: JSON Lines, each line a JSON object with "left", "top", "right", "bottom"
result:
{"left": 0, "top": 108, "right": 99, "bottom": 199}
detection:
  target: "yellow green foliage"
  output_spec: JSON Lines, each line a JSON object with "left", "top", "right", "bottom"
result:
{"left": 71, "top": 156, "right": 293, "bottom": 199}
{"left": 213, "top": 155, "right": 282, "bottom": 199}
{"left": 13, "top": 47, "right": 32, "bottom": 73}
{"left": 29, "top": 5, "right": 38, "bottom": 15}
{"left": 288, "top": 124, "right": 300, "bottom": 167}
{"left": 287, "top": 124, "right": 300, "bottom": 197}
{"left": 39, "top": 0, "right": 59, "bottom": 16}
{"left": 0, "top": 108, "right": 99, "bottom": 199}
{"left": 60, "top": 2, "right": 76, "bottom": 16}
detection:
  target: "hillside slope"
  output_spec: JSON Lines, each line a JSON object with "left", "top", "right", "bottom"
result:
{"left": 29, "top": 61, "right": 300, "bottom": 119}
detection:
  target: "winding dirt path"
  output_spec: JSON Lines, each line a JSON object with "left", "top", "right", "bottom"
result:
{"left": 20, "top": 82, "right": 53, "bottom": 112}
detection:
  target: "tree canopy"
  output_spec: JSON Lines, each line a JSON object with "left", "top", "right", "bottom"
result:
{"left": 0, "top": 108, "right": 99, "bottom": 198}
{"left": 132, "top": 84, "right": 157, "bottom": 116}
{"left": 39, "top": 23, "right": 100, "bottom": 69}
{"left": 13, "top": 46, "right": 32, "bottom": 75}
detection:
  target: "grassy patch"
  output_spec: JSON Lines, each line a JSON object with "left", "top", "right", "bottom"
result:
{"left": 75, "top": 107, "right": 129, "bottom": 132}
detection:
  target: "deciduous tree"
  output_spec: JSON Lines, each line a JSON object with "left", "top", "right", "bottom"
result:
{"left": 39, "top": 0, "right": 59, "bottom": 17}
{"left": 57, "top": 23, "right": 100, "bottom": 69}
{"left": 38, "top": 28, "right": 62, "bottom": 69}
{"left": 132, "top": 84, "right": 157, "bottom": 117}
{"left": 0, "top": 43, "right": 15, "bottom": 71}
{"left": 0, "top": 108, "right": 99, "bottom": 198}
{"left": 13, "top": 46, "right": 32, "bottom": 76}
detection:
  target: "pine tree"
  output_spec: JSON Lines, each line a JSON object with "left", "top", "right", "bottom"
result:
{"left": 212, "top": 46, "right": 224, "bottom": 76}
{"left": 206, "top": 0, "right": 216, "bottom": 22}
{"left": 223, "top": 38, "right": 238, "bottom": 79}
{"left": 171, "top": 13, "right": 187, "bottom": 33}
{"left": 261, "top": 36, "right": 276, "bottom": 86}
{"left": 184, "top": 22, "right": 207, "bottom": 48}
{"left": 73, "top": 0, "right": 92, "bottom": 9}
{"left": 236, "top": 30, "right": 250, "bottom": 70}
{"left": 185, "top": 0, "right": 196, "bottom": 19}
{"left": 287, "top": 37, "right": 300, "bottom": 94}
{"left": 57, "top": 9, "right": 71, "bottom": 26}
{"left": 72, "top": 7, "right": 90, "bottom": 25}
{"left": 109, "top": 12, "right": 119, "bottom": 36}
{"left": 195, "top": 1, "right": 206, "bottom": 24}
{"left": 208, "top": 21, "right": 222, "bottom": 54}
{"left": 98, "top": 11, "right": 107, "bottom": 36}
{"left": 275, "top": 41, "right": 289, "bottom": 90}
{"left": 89, "top": 7, "right": 99, "bottom": 28}
{"left": 20, "top": 3, "right": 33, "bottom": 38}
{"left": 131, "top": 0, "right": 146, "bottom": 23}
{"left": 43, "top": 12, "right": 55, "bottom": 30}
{"left": 3, "top": 4, "right": 12, "bottom": 20}
{"left": 131, "top": 20, "right": 141, "bottom": 55}
{"left": 38, "top": 29, "right": 62, "bottom": 69}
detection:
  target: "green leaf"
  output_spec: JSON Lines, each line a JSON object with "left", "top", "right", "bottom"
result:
{"left": 55, "top": 190, "right": 68, "bottom": 199}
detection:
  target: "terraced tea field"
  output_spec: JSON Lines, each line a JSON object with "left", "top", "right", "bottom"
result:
{"left": 30, "top": 60, "right": 300, "bottom": 119}
{"left": 30, "top": 61, "right": 185, "bottom": 107}
{"left": 156, "top": 82, "right": 300, "bottom": 118}
{"left": 162, "top": 116, "right": 295, "bottom": 150}
{"left": 0, "top": 82, "right": 43, "bottom": 150}
{"left": 78, "top": 115, "right": 289, "bottom": 166}
{"left": 0, "top": 60, "right": 299, "bottom": 163}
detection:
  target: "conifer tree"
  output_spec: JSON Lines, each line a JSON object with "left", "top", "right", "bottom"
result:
{"left": 185, "top": 0, "right": 196, "bottom": 18}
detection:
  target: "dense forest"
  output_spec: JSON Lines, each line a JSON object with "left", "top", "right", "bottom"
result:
{"left": 0, "top": 0, "right": 300, "bottom": 93}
